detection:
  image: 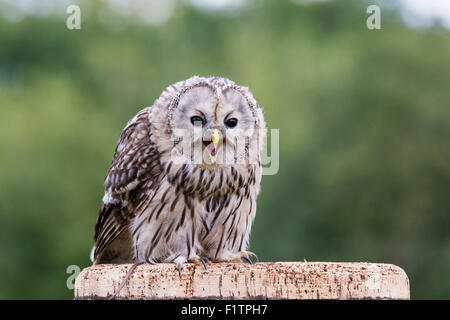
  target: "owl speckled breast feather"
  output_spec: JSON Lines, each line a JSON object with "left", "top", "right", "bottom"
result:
{"left": 91, "top": 76, "right": 266, "bottom": 294}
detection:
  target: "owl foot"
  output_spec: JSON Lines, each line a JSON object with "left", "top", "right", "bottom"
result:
{"left": 213, "top": 251, "right": 247, "bottom": 263}
{"left": 213, "top": 250, "right": 259, "bottom": 264}
{"left": 188, "top": 255, "right": 209, "bottom": 270}
{"left": 173, "top": 254, "right": 210, "bottom": 276}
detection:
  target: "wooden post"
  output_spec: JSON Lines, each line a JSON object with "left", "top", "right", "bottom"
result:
{"left": 75, "top": 262, "right": 410, "bottom": 300}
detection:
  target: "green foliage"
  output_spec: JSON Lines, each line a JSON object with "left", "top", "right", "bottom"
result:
{"left": 0, "top": 0, "right": 449, "bottom": 299}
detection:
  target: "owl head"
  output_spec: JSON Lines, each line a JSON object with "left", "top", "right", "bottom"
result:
{"left": 149, "top": 76, "right": 266, "bottom": 175}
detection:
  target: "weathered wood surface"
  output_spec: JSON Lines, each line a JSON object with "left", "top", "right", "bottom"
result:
{"left": 75, "top": 262, "right": 410, "bottom": 300}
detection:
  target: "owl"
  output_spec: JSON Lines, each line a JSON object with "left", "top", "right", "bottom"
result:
{"left": 91, "top": 76, "right": 266, "bottom": 273}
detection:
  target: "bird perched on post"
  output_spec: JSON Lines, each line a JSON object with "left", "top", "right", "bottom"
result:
{"left": 91, "top": 76, "right": 266, "bottom": 274}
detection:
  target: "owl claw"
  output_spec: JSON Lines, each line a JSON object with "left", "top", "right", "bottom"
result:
{"left": 188, "top": 255, "right": 207, "bottom": 269}
{"left": 246, "top": 251, "right": 260, "bottom": 262}
{"left": 240, "top": 251, "right": 259, "bottom": 263}
{"left": 201, "top": 259, "right": 207, "bottom": 269}
{"left": 173, "top": 256, "right": 188, "bottom": 277}
{"left": 201, "top": 257, "right": 212, "bottom": 269}
{"left": 241, "top": 256, "right": 253, "bottom": 264}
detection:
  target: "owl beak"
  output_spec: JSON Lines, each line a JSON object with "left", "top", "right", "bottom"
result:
{"left": 208, "top": 129, "right": 220, "bottom": 163}
{"left": 211, "top": 129, "right": 220, "bottom": 150}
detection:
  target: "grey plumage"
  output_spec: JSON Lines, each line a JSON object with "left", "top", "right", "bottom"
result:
{"left": 91, "top": 76, "right": 266, "bottom": 268}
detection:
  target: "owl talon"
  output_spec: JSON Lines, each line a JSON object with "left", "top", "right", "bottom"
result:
{"left": 188, "top": 255, "right": 206, "bottom": 268}
{"left": 246, "top": 251, "right": 260, "bottom": 262}
{"left": 173, "top": 256, "right": 188, "bottom": 277}
{"left": 201, "top": 257, "right": 212, "bottom": 269}
{"left": 241, "top": 256, "right": 253, "bottom": 264}
{"left": 177, "top": 263, "right": 182, "bottom": 277}
{"left": 239, "top": 251, "right": 259, "bottom": 263}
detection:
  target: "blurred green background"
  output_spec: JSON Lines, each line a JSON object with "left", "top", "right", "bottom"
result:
{"left": 0, "top": 0, "right": 449, "bottom": 299}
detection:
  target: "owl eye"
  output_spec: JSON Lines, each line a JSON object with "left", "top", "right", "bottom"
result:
{"left": 191, "top": 116, "right": 205, "bottom": 126}
{"left": 225, "top": 118, "right": 238, "bottom": 128}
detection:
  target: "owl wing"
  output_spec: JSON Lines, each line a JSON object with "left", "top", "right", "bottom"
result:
{"left": 92, "top": 107, "right": 163, "bottom": 262}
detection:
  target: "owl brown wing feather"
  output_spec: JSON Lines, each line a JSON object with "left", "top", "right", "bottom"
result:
{"left": 93, "top": 107, "right": 163, "bottom": 261}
